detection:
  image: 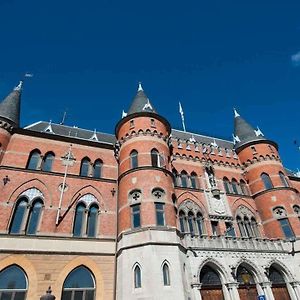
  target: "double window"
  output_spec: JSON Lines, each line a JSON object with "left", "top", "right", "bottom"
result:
{"left": 10, "top": 197, "right": 43, "bottom": 235}
{"left": 261, "top": 173, "right": 273, "bottom": 190}
{"left": 27, "top": 150, "right": 55, "bottom": 172}
{"left": 80, "top": 158, "right": 103, "bottom": 178}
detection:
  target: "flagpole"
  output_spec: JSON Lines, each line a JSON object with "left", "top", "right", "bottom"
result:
{"left": 179, "top": 102, "right": 186, "bottom": 132}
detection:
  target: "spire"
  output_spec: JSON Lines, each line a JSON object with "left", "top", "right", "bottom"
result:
{"left": 127, "top": 82, "right": 156, "bottom": 115}
{"left": 0, "top": 81, "right": 22, "bottom": 128}
{"left": 233, "top": 110, "right": 266, "bottom": 149}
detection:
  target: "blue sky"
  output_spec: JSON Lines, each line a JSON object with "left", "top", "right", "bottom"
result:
{"left": 0, "top": 0, "right": 300, "bottom": 170}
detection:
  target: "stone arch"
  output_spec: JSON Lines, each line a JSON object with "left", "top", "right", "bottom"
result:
{"left": 8, "top": 178, "right": 52, "bottom": 206}
{"left": 197, "top": 258, "right": 229, "bottom": 284}
{"left": 266, "top": 259, "right": 295, "bottom": 281}
{"left": 177, "top": 193, "right": 207, "bottom": 216}
{"left": 55, "top": 256, "right": 104, "bottom": 300}
{"left": 70, "top": 185, "right": 104, "bottom": 210}
{"left": 0, "top": 255, "right": 38, "bottom": 300}
{"left": 231, "top": 198, "right": 257, "bottom": 217}
{"left": 234, "top": 258, "right": 263, "bottom": 282}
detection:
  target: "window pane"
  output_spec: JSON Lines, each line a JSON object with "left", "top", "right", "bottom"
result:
{"left": 261, "top": 173, "right": 273, "bottom": 189}
{"left": 14, "top": 292, "right": 27, "bottom": 300}
{"left": 93, "top": 161, "right": 102, "bottom": 178}
{"left": 151, "top": 150, "right": 159, "bottom": 167}
{"left": 26, "top": 201, "right": 43, "bottom": 235}
{"left": 74, "top": 291, "right": 83, "bottom": 300}
{"left": 42, "top": 153, "right": 54, "bottom": 172}
{"left": 134, "top": 266, "right": 141, "bottom": 288}
{"left": 163, "top": 264, "right": 170, "bottom": 286}
{"left": 0, "top": 265, "right": 27, "bottom": 289}
{"left": 190, "top": 175, "right": 197, "bottom": 189}
{"left": 188, "top": 214, "right": 194, "bottom": 235}
{"left": 64, "top": 266, "right": 95, "bottom": 289}
{"left": 279, "top": 219, "right": 295, "bottom": 239}
{"left": 87, "top": 206, "right": 98, "bottom": 237}
{"left": 80, "top": 159, "right": 90, "bottom": 177}
{"left": 232, "top": 181, "right": 239, "bottom": 194}
{"left": 132, "top": 205, "right": 141, "bottom": 228}
{"left": 156, "top": 203, "right": 165, "bottom": 226}
{"left": 10, "top": 200, "right": 27, "bottom": 234}
{"left": 73, "top": 205, "right": 86, "bottom": 237}
{"left": 181, "top": 174, "right": 188, "bottom": 188}
{"left": 130, "top": 151, "right": 138, "bottom": 169}
{"left": 61, "top": 291, "right": 72, "bottom": 300}
{"left": 1, "top": 292, "right": 13, "bottom": 300}
{"left": 179, "top": 213, "right": 185, "bottom": 232}
{"left": 85, "top": 290, "right": 95, "bottom": 300}
{"left": 27, "top": 152, "right": 40, "bottom": 170}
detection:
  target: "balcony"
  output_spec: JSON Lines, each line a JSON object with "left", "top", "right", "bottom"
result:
{"left": 182, "top": 234, "right": 286, "bottom": 253}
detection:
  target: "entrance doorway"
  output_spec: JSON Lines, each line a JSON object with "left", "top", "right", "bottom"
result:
{"left": 269, "top": 266, "right": 291, "bottom": 300}
{"left": 236, "top": 265, "right": 258, "bottom": 300}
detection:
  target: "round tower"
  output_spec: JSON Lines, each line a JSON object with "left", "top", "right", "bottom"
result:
{"left": 0, "top": 81, "right": 22, "bottom": 162}
{"left": 115, "top": 83, "right": 176, "bottom": 234}
{"left": 233, "top": 109, "right": 300, "bottom": 239}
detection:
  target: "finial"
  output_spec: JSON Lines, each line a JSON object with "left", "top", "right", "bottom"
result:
{"left": 233, "top": 108, "right": 240, "bottom": 118}
{"left": 14, "top": 80, "right": 23, "bottom": 92}
{"left": 122, "top": 110, "right": 127, "bottom": 118}
{"left": 138, "top": 82, "right": 143, "bottom": 92}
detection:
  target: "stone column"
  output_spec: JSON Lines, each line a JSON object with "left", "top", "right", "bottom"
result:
{"left": 259, "top": 282, "right": 274, "bottom": 300}
{"left": 290, "top": 282, "right": 300, "bottom": 300}
{"left": 191, "top": 283, "right": 202, "bottom": 300}
{"left": 226, "top": 282, "right": 240, "bottom": 300}
{"left": 288, "top": 282, "right": 300, "bottom": 300}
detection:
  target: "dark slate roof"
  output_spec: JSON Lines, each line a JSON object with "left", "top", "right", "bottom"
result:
{"left": 25, "top": 121, "right": 116, "bottom": 145}
{"left": 171, "top": 129, "right": 234, "bottom": 149}
{"left": 0, "top": 82, "right": 22, "bottom": 127}
{"left": 127, "top": 84, "right": 156, "bottom": 115}
{"left": 234, "top": 113, "right": 265, "bottom": 149}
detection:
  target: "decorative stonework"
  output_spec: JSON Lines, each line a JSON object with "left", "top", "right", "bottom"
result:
{"left": 20, "top": 188, "right": 44, "bottom": 202}
{"left": 78, "top": 193, "right": 99, "bottom": 206}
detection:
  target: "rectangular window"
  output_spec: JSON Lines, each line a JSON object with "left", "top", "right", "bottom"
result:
{"left": 155, "top": 203, "right": 165, "bottom": 226}
{"left": 211, "top": 221, "right": 219, "bottom": 236}
{"left": 132, "top": 205, "right": 141, "bottom": 228}
{"left": 225, "top": 222, "right": 236, "bottom": 237}
{"left": 279, "top": 218, "right": 295, "bottom": 239}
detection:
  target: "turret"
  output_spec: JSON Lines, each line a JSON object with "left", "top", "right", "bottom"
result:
{"left": 115, "top": 83, "right": 176, "bottom": 234}
{"left": 0, "top": 81, "right": 22, "bottom": 161}
{"left": 233, "top": 109, "right": 300, "bottom": 239}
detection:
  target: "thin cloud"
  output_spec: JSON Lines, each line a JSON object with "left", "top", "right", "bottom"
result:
{"left": 291, "top": 51, "right": 300, "bottom": 66}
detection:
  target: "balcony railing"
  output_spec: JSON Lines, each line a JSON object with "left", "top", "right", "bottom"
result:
{"left": 182, "top": 234, "right": 286, "bottom": 252}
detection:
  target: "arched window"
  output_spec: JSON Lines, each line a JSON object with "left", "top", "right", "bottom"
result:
{"left": 0, "top": 265, "right": 28, "bottom": 300}
{"left": 130, "top": 150, "right": 138, "bottom": 169}
{"left": 236, "top": 265, "right": 255, "bottom": 285}
{"left": 261, "top": 173, "right": 273, "bottom": 190}
{"left": 244, "top": 216, "right": 253, "bottom": 237}
{"left": 73, "top": 203, "right": 86, "bottom": 237}
{"left": 196, "top": 212, "right": 204, "bottom": 236}
{"left": 269, "top": 266, "right": 285, "bottom": 284}
{"left": 93, "top": 159, "right": 102, "bottom": 178}
{"left": 187, "top": 212, "right": 195, "bottom": 236}
{"left": 237, "top": 216, "right": 246, "bottom": 237}
{"left": 231, "top": 179, "right": 239, "bottom": 194}
{"left": 279, "top": 172, "right": 289, "bottom": 187}
{"left": 273, "top": 207, "right": 295, "bottom": 240}
{"left": 41, "top": 152, "right": 55, "bottom": 172}
{"left": 190, "top": 172, "right": 198, "bottom": 189}
{"left": 179, "top": 211, "right": 186, "bottom": 233}
{"left": 223, "top": 177, "right": 231, "bottom": 194}
{"left": 172, "top": 169, "right": 179, "bottom": 187}
{"left": 151, "top": 149, "right": 160, "bottom": 167}
{"left": 134, "top": 265, "right": 141, "bottom": 288}
{"left": 200, "top": 265, "right": 222, "bottom": 286}
{"left": 10, "top": 198, "right": 28, "bottom": 234}
{"left": 26, "top": 199, "right": 43, "bottom": 235}
{"left": 162, "top": 263, "right": 170, "bottom": 286}
{"left": 250, "top": 217, "right": 260, "bottom": 237}
{"left": 180, "top": 171, "right": 188, "bottom": 188}
{"left": 26, "top": 149, "right": 41, "bottom": 170}
{"left": 240, "top": 180, "right": 249, "bottom": 195}
{"left": 61, "top": 266, "right": 95, "bottom": 300}
{"left": 87, "top": 204, "right": 99, "bottom": 237}
{"left": 80, "top": 157, "right": 91, "bottom": 177}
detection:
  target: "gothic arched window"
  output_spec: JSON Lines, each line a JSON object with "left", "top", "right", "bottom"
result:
{"left": 179, "top": 211, "right": 186, "bottom": 233}
{"left": 41, "top": 152, "right": 55, "bottom": 172}
{"left": 130, "top": 150, "right": 138, "bottom": 169}
{"left": 87, "top": 204, "right": 99, "bottom": 237}
{"left": 26, "top": 199, "right": 43, "bottom": 235}
{"left": 80, "top": 157, "right": 91, "bottom": 177}
{"left": 93, "top": 159, "right": 103, "bottom": 178}
{"left": 187, "top": 211, "right": 195, "bottom": 236}
{"left": 196, "top": 212, "right": 204, "bottom": 236}
{"left": 162, "top": 263, "right": 170, "bottom": 286}
{"left": 10, "top": 198, "right": 28, "bottom": 234}
{"left": 181, "top": 171, "right": 188, "bottom": 188}
{"left": 134, "top": 265, "right": 142, "bottom": 288}
{"left": 190, "top": 172, "right": 198, "bottom": 189}
{"left": 26, "top": 149, "right": 41, "bottom": 170}
{"left": 231, "top": 179, "right": 239, "bottom": 194}
{"left": 73, "top": 203, "right": 86, "bottom": 237}
{"left": 261, "top": 173, "right": 273, "bottom": 190}
{"left": 223, "top": 177, "right": 231, "bottom": 193}
{"left": 279, "top": 172, "right": 289, "bottom": 188}
{"left": 200, "top": 265, "right": 222, "bottom": 286}
{"left": 151, "top": 149, "right": 160, "bottom": 167}
{"left": 236, "top": 266, "right": 255, "bottom": 285}
{"left": 0, "top": 265, "right": 28, "bottom": 300}
{"left": 240, "top": 180, "right": 249, "bottom": 195}
{"left": 61, "top": 266, "right": 95, "bottom": 300}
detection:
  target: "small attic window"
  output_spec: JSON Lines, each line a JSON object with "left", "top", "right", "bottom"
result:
{"left": 130, "top": 120, "right": 134, "bottom": 128}
{"left": 150, "top": 119, "right": 155, "bottom": 127}
{"left": 251, "top": 146, "right": 257, "bottom": 154}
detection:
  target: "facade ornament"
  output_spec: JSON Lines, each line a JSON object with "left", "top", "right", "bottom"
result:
{"left": 255, "top": 126, "right": 264, "bottom": 137}
{"left": 122, "top": 110, "right": 127, "bottom": 118}
{"left": 14, "top": 80, "right": 23, "bottom": 91}
{"left": 142, "top": 99, "right": 153, "bottom": 111}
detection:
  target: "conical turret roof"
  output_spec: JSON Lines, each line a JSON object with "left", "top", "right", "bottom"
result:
{"left": 0, "top": 81, "right": 22, "bottom": 128}
{"left": 127, "top": 83, "right": 156, "bottom": 115}
{"left": 233, "top": 109, "right": 266, "bottom": 149}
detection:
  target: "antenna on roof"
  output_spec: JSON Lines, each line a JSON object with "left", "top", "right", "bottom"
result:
{"left": 60, "top": 110, "right": 67, "bottom": 125}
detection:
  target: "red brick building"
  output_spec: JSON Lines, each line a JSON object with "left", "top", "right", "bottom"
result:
{"left": 0, "top": 81, "right": 300, "bottom": 300}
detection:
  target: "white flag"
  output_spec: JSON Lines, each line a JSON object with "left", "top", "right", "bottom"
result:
{"left": 179, "top": 101, "right": 186, "bottom": 132}
{"left": 179, "top": 102, "right": 184, "bottom": 116}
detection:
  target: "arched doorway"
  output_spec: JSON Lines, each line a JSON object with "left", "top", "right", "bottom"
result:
{"left": 269, "top": 266, "right": 291, "bottom": 300}
{"left": 200, "top": 265, "right": 224, "bottom": 300}
{"left": 236, "top": 265, "right": 258, "bottom": 300}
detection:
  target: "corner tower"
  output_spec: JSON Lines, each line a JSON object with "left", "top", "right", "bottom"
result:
{"left": 0, "top": 81, "right": 22, "bottom": 161}
{"left": 233, "top": 109, "right": 300, "bottom": 239}
{"left": 115, "top": 84, "right": 186, "bottom": 300}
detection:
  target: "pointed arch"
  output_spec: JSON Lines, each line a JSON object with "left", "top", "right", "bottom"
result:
{"left": 26, "top": 149, "right": 41, "bottom": 170}
{"left": 266, "top": 260, "right": 294, "bottom": 282}
{"left": 41, "top": 151, "right": 55, "bottom": 172}
{"left": 93, "top": 159, "right": 103, "bottom": 179}
{"left": 133, "top": 263, "right": 142, "bottom": 288}
{"left": 234, "top": 259, "right": 263, "bottom": 282}
{"left": 161, "top": 260, "right": 171, "bottom": 286}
